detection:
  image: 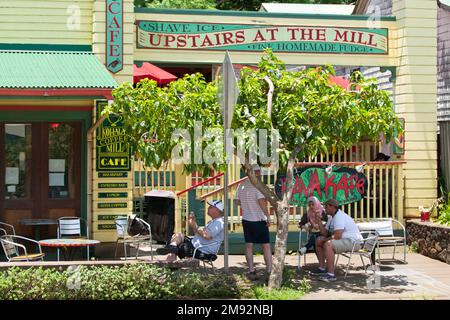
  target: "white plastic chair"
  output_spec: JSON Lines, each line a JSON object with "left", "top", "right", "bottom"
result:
{"left": 57, "top": 217, "right": 89, "bottom": 261}
{"left": 0, "top": 235, "right": 45, "bottom": 262}
{"left": 335, "top": 231, "right": 379, "bottom": 278}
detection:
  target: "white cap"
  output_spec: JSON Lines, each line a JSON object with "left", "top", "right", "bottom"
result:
{"left": 207, "top": 199, "right": 224, "bottom": 212}
{"left": 251, "top": 164, "right": 261, "bottom": 171}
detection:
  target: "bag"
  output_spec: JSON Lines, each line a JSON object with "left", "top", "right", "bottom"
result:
{"left": 127, "top": 215, "right": 149, "bottom": 236}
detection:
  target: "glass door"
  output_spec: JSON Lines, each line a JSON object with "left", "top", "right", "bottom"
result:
{"left": 0, "top": 122, "right": 81, "bottom": 239}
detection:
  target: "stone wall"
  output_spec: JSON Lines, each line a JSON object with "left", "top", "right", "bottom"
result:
{"left": 406, "top": 220, "right": 450, "bottom": 264}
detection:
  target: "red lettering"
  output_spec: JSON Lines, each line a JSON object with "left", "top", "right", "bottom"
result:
{"left": 109, "top": 44, "right": 120, "bottom": 56}
{"left": 253, "top": 30, "right": 267, "bottom": 42}
{"left": 163, "top": 35, "right": 176, "bottom": 47}
{"left": 187, "top": 34, "right": 201, "bottom": 47}
{"left": 177, "top": 35, "right": 187, "bottom": 48}
{"left": 108, "top": 16, "right": 120, "bottom": 29}
{"left": 367, "top": 33, "right": 378, "bottom": 47}
{"left": 324, "top": 173, "right": 337, "bottom": 199}
{"left": 149, "top": 34, "right": 161, "bottom": 46}
{"left": 200, "top": 34, "right": 214, "bottom": 47}
{"left": 316, "top": 28, "right": 326, "bottom": 41}
{"left": 235, "top": 30, "right": 245, "bottom": 44}
{"left": 222, "top": 32, "right": 234, "bottom": 45}
{"left": 356, "top": 178, "right": 366, "bottom": 194}
{"left": 108, "top": 1, "right": 120, "bottom": 14}
{"left": 109, "top": 29, "right": 119, "bottom": 42}
{"left": 334, "top": 30, "right": 348, "bottom": 42}
{"left": 300, "top": 28, "right": 314, "bottom": 41}
{"left": 308, "top": 170, "right": 322, "bottom": 199}
{"left": 337, "top": 174, "right": 350, "bottom": 199}
{"left": 356, "top": 32, "right": 367, "bottom": 45}
{"left": 350, "top": 31, "right": 356, "bottom": 43}
{"left": 287, "top": 27, "right": 298, "bottom": 40}
{"left": 266, "top": 28, "right": 278, "bottom": 41}
{"left": 214, "top": 33, "right": 222, "bottom": 46}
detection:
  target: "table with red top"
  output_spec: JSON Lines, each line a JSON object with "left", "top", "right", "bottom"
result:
{"left": 39, "top": 238, "right": 100, "bottom": 261}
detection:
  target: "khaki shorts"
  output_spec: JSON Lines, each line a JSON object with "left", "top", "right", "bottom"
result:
{"left": 331, "top": 238, "right": 361, "bottom": 254}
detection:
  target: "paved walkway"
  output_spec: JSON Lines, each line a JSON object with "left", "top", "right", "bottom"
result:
{"left": 207, "top": 252, "right": 450, "bottom": 300}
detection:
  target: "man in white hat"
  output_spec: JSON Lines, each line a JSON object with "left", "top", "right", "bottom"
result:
{"left": 157, "top": 199, "right": 224, "bottom": 262}
{"left": 236, "top": 164, "right": 272, "bottom": 280}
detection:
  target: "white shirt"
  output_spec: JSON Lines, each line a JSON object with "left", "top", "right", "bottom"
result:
{"left": 191, "top": 216, "right": 224, "bottom": 254}
{"left": 236, "top": 179, "right": 266, "bottom": 222}
{"left": 327, "top": 209, "right": 363, "bottom": 241}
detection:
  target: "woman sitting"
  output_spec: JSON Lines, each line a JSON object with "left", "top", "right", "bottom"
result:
{"left": 298, "top": 196, "right": 329, "bottom": 255}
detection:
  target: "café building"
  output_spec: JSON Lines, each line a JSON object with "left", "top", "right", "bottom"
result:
{"left": 0, "top": 0, "right": 438, "bottom": 247}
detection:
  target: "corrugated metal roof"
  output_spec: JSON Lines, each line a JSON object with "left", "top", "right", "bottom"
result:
{"left": 0, "top": 51, "right": 117, "bottom": 89}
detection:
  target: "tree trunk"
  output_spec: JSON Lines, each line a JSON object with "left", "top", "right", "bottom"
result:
{"left": 268, "top": 201, "right": 289, "bottom": 288}
{"left": 267, "top": 153, "right": 297, "bottom": 289}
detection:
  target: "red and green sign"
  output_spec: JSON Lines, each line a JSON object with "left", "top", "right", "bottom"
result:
{"left": 275, "top": 166, "right": 368, "bottom": 206}
{"left": 137, "top": 21, "right": 388, "bottom": 54}
{"left": 106, "top": 0, "right": 123, "bottom": 73}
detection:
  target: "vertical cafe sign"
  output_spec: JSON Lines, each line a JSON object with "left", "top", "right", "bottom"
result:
{"left": 96, "top": 101, "right": 131, "bottom": 171}
{"left": 106, "top": 0, "right": 123, "bottom": 73}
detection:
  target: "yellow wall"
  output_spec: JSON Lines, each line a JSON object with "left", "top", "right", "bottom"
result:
{"left": 0, "top": 0, "right": 93, "bottom": 45}
{"left": 393, "top": 0, "right": 437, "bottom": 218}
{"left": 93, "top": 0, "right": 134, "bottom": 84}
{"left": 134, "top": 11, "right": 397, "bottom": 67}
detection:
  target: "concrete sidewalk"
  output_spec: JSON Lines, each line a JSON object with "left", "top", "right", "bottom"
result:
{"left": 208, "top": 252, "right": 450, "bottom": 300}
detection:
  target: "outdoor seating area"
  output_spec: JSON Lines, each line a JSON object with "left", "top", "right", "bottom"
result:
{"left": 0, "top": 217, "right": 102, "bottom": 262}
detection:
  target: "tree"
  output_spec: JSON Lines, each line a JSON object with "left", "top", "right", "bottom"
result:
{"left": 104, "top": 49, "right": 401, "bottom": 289}
{"left": 135, "top": 0, "right": 216, "bottom": 9}
{"left": 135, "top": 0, "right": 355, "bottom": 10}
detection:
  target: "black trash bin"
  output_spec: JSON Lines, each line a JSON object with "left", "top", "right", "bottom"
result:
{"left": 144, "top": 190, "right": 175, "bottom": 244}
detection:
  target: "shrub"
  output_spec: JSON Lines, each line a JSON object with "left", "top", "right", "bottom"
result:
{"left": 0, "top": 264, "right": 245, "bottom": 300}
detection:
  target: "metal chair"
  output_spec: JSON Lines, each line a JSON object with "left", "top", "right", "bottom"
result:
{"left": 335, "top": 231, "right": 379, "bottom": 278}
{"left": 114, "top": 216, "right": 153, "bottom": 260}
{"left": 357, "top": 218, "right": 407, "bottom": 263}
{"left": 191, "top": 240, "right": 222, "bottom": 272}
{"left": 57, "top": 217, "right": 89, "bottom": 261}
{"left": 297, "top": 226, "right": 308, "bottom": 270}
{"left": 0, "top": 222, "right": 16, "bottom": 237}
{"left": 0, "top": 235, "right": 45, "bottom": 262}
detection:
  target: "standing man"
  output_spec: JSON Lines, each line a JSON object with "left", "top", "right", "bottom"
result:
{"left": 236, "top": 165, "right": 272, "bottom": 280}
{"left": 311, "top": 198, "right": 363, "bottom": 282}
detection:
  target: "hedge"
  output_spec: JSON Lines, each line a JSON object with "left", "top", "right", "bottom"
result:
{"left": 0, "top": 264, "right": 245, "bottom": 300}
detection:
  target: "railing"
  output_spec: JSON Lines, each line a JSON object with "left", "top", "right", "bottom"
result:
{"left": 132, "top": 158, "right": 177, "bottom": 197}
{"left": 199, "top": 161, "right": 405, "bottom": 232}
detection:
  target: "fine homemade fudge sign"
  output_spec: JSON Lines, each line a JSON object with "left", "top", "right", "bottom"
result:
{"left": 137, "top": 21, "right": 388, "bottom": 54}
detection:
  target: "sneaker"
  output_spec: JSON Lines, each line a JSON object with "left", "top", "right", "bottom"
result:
{"left": 319, "top": 273, "right": 337, "bottom": 282}
{"left": 298, "top": 247, "right": 307, "bottom": 255}
{"left": 246, "top": 270, "right": 259, "bottom": 281}
{"left": 156, "top": 245, "right": 178, "bottom": 255}
{"left": 309, "top": 268, "right": 327, "bottom": 276}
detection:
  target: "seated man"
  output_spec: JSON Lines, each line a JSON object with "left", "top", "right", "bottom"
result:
{"left": 156, "top": 200, "right": 224, "bottom": 262}
{"left": 310, "top": 198, "right": 363, "bottom": 282}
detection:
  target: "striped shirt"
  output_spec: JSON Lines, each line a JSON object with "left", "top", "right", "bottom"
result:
{"left": 236, "top": 179, "right": 266, "bottom": 222}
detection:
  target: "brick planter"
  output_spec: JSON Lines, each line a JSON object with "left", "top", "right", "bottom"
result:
{"left": 406, "top": 219, "right": 450, "bottom": 264}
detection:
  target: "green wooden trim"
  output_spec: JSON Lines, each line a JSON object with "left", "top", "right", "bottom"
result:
{"left": 0, "top": 44, "right": 92, "bottom": 52}
{"left": 134, "top": 7, "right": 397, "bottom": 21}
{"left": 0, "top": 110, "right": 92, "bottom": 224}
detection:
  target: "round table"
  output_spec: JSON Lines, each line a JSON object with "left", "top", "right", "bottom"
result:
{"left": 39, "top": 238, "right": 100, "bottom": 261}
